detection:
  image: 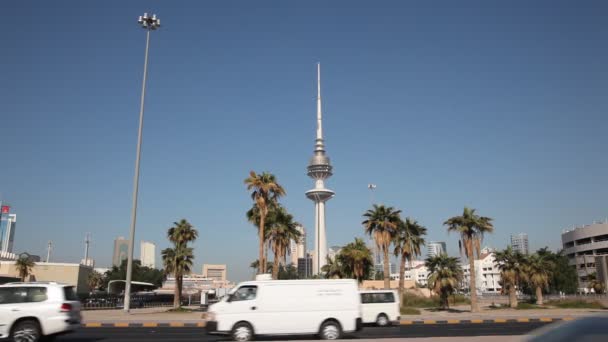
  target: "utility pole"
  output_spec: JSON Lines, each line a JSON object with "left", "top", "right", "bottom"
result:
{"left": 84, "top": 233, "right": 91, "bottom": 265}
{"left": 46, "top": 241, "right": 52, "bottom": 262}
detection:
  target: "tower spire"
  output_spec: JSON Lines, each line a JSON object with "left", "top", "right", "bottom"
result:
{"left": 315, "top": 62, "right": 324, "bottom": 152}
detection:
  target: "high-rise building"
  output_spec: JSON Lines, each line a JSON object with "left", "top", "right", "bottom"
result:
{"left": 203, "top": 264, "right": 227, "bottom": 282}
{"left": 112, "top": 237, "right": 129, "bottom": 267}
{"left": 561, "top": 221, "right": 608, "bottom": 289}
{"left": 298, "top": 255, "right": 313, "bottom": 279}
{"left": 140, "top": 241, "right": 156, "bottom": 268}
{"left": 305, "top": 64, "right": 335, "bottom": 275}
{"left": 290, "top": 225, "right": 306, "bottom": 265}
{"left": 510, "top": 233, "right": 529, "bottom": 255}
{"left": 0, "top": 204, "right": 17, "bottom": 254}
{"left": 426, "top": 241, "right": 447, "bottom": 259}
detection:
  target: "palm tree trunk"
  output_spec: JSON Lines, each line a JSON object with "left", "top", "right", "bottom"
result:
{"left": 398, "top": 254, "right": 406, "bottom": 299}
{"left": 272, "top": 249, "right": 280, "bottom": 280}
{"left": 509, "top": 287, "right": 518, "bottom": 308}
{"left": 535, "top": 286, "right": 543, "bottom": 305}
{"left": 468, "top": 245, "right": 479, "bottom": 313}
{"left": 383, "top": 246, "right": 390, "bottom": 289}
{"left": 259, "top": 214, "right": 266, "bottom": 275}
{"left": 173, "top": 272, "right": 180, "bottom": 309}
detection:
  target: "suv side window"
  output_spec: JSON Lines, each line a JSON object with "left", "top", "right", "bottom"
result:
{"left": 231, "top": 286, "right": 257, "bottom": 302}
{"left": 0, "top": 288, "right": 19, "bottom": 304}
{"left": 27, "top": 287, "right": 48, "bottom": 302}
{"left": 63, "top": 286, "right": 78, "bottom": 301}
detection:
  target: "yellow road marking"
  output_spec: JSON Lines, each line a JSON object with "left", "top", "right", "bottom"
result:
{"left": 197, "top": 322, "right": 206, "bottom": 327}
{"left": 114, "top": 323, "right": 129, "bottom": 328}
{"left": 169, "top": 322, "right": 184, "bottom": 327}
{"left": 447, "top": 320, "right": 460, "bottom": 324}
{"left": 517, "top": 318, "right": 529, "bottom": 323}
{"left": 470, "top": 319, "right": 483, "bottom": 324}
{"left": 400, "top": 320, "right": 413, "bottom": 325}
{"left": 423, "top": 320, "right": 436, "bottom": 324}
{"left": 563, "top": 317, "right": 575, "bottom": 321}
{"left": 494, "top": 319, "right": 507, "bottom": 323}
{"left": 142, "top": 322, "right": 158, "bottom": 327}
{"left": 85, "top": 323, "right": 101, "bottom": 328}
{"left": 540, "top": 318, "right": 552, "bottom": 322}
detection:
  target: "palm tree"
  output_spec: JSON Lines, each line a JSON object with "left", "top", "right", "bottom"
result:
{"left": 444, "top": 207, "right": 494, "bottom": 312}
{"left": 393, "top": 218, "right": 427, "bottom": 295}
{"left": 245, "top": 171, "right": 286, "bottom": 275}
{"left": 363, "top": 204, "right": 402, "bottom": 289}
{"left": 162, "top": 245, "right": 194, "bottom": 308}
{"left": 321, "top": 256, "right": 345, "bottom": 279}
{"left": 15, "top": 256, "right": 35, "bottom": 282}
{"left": 163, "top": 219, "right": 198, "bottom": 309}
{"left": 87, "top": 270, "right": 104, "bottom": 293}
{"left": 266, "top": 206, "right": 301, "bottom": 279}
{"left": 425, "top": 254, "right": 463, "bottom": 309}
{"left": 339, "top": 238, "right": 374, "bottom": 283}
{"left": 494, "top": 246, "right": 526, "bottom": 308}
{"left": 524, "top": 253, "right": 553, "bottom": 305}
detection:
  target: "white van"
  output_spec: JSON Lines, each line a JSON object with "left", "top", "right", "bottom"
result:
{"left": 206, "top": 279, "right": 362, "bottom": 341}
{"left": 359, "top": 290, "right": 400, "bottom": 326}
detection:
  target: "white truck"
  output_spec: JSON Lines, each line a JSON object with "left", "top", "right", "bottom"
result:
{"left": 206, "top": 279, "right": 362, "bottom": 341}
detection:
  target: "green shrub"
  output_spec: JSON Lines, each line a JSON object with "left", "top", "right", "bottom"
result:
{"left": 401, "top": 292, "right": 470, "bottom": 308}
{"left": 516, "top": 302, "right": 547, "bottom": 310}
{"left": 400, "top": 307, "right": 421, "bottom": 315}
{"left": 546, "top": 300, "right": 606, "bottom": 309}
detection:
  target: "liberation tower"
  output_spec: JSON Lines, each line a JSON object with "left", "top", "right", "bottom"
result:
{"left": 306, "top": 63, "right": 335, "bottom": 275}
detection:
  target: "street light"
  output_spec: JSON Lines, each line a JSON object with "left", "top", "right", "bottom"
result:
{"left": 124, "top": 12, "right": 161, "bottom": 312}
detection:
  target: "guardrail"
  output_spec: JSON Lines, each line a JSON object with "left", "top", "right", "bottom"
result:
{"left": 81, "top": 294, "right": 196, "bottom": 310}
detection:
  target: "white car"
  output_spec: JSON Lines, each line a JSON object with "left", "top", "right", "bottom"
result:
{"left": 207, "top": 279, "right": 362, "bottom": 341}
{"left": 359, "top": 290, "right": 400, "bottom": 326}
{"left": 0, "top": 282, "right": 82, "bottom": 342}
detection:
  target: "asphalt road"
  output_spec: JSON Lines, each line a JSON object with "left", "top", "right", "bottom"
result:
{"left": 56, "top": 322, "right": 549, "bottom": 341}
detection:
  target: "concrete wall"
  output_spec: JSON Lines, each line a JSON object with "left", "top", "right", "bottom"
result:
{"left": 360, "top": 279, "right": 416, "bottom": 290}
{"left": 0, "top": 261, "right": 92, "bottom": 295}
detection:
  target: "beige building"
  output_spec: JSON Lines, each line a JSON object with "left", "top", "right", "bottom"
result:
{"left": 140, "top": 241, "right": 156, "bottom": 269}
{"left": 0, "top": 261, "right": 93, "bottom": 295}
{"left": 202, "top": 264, "right": 227, "bottom": 281}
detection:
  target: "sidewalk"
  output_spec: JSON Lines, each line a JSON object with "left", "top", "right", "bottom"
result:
{"left": 82, "top": 307, "right": 205, "bottom": 327}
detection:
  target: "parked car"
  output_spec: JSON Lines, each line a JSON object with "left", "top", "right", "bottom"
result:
{"left": 359, "top": 290, "right": 400, "bottom": 326}
{"left": 0, "top": 282, "right": 81, "bottom": 342}
{"left": 206, "top": 278, "right": 362, "bottom": 341}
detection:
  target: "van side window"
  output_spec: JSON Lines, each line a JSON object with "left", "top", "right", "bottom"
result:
{"left": 231, "top": 286, "right": 257, "bottom": 302}
{"left": 361, "top": 292, "right": 395, "bottom": 304}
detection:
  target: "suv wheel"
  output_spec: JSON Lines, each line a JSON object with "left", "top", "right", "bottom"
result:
{"left": 376, "top": 313, "right": 389, "bottom": 326}
{"left": 11, "top": 319, "right": 41, "bottom": 342}
{"left": 319, "top": 320, "right": 342, "bottom": 340}
{"left": 231, "top": 322, "right": 253, "bottom": 342}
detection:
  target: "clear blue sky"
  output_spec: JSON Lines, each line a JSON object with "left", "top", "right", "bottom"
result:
{"left": 1, "top": 1, "right": 607, "bottom": 282}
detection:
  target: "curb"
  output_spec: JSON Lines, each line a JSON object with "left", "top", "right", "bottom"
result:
{"left": 82, "top": 317, "right": 574, "bottom": 328}
{"left": 399, "top": 317, "right": 574, "bottom": 325}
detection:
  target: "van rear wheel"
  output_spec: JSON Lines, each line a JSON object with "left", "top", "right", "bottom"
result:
{"left": 231, "top": 322, "right": 254, "bottom": 342}
{"left": 319, "top": 320, "right": 342, "bottom": 340}
{"left": 376, "top": 314, "right": 389, "bottom": 327}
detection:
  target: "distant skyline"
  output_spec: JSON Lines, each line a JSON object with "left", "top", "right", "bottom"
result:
{"left": 1, "top": 1, "right": 607, "bottom": 282}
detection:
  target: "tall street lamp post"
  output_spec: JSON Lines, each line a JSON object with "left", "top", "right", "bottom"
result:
{"left": 124, "top": 12, "right": 160, "bottom": 312}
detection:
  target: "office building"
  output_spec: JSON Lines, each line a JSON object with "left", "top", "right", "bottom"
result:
{"left": 562, "top": 221, "right": 608, "bottom": 289}
{"left": 298, "top": 255, "right": 313, "bottom": 279}
{"left": 426, "top": 241, "right": 447, "bottom": 259}
{"left": 0, "top": 204, "right": 17, "bottom": 253}
{"left": 595, "top": 255, "right": 608, "bottom": 293}
{"left": 203, "top": 264, "right": 227, "bottom": 282}
{"left": 112, "top": 237, "right": 129, "bottom": 267}
{"left": 80, "top": 258, "right": 95, "bottom": 267}
{"left": 461, "top": 248, "right": 502, "bottom": 293}
{"left": 289, "top": 225, "right": 306, "bottom": 265}
{"left": 0, "top": 261, "right": 93, "bottom": 295}
{"left": 140, "top": 241, "right": 156, "bottom": 268}
{"left": 510, "top": 233, "right": 529, "bottom": 255}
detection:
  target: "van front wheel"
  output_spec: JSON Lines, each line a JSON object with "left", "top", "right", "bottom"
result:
{"left": 319, "top": 320, "right": 342, "bottom": 340}
{"left": 231, "top": 322, "right": 254, "bottom": 342}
